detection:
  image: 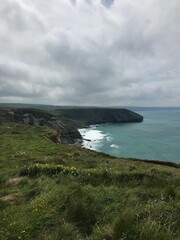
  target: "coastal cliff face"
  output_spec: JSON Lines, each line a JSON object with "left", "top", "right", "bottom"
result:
{"left": 0, "top": 108, "right": 82, "bottom": 144}
{"left": 56, "top": 108, "right": 143, "bottom": 127}
{"left": 0, "top": 107, "right": 143, "bottom": 143}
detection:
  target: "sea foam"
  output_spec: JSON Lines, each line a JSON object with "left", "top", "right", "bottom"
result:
{"left": 78, "top": 127, "right": 107, "bottom": 150}
{"left": 110, "top": 144, "right": 119, "bottom": 149}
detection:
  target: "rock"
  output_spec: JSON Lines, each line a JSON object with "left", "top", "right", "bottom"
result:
{"left": 84, "top": 138, "right": 91, "bottom": 142}
{"left": 50, "top": 130, "right": 62, "bottom": 143}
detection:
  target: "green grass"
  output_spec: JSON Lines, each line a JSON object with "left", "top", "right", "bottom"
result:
{"left": 0, "top": 123, "right": 180, "bottom": 239}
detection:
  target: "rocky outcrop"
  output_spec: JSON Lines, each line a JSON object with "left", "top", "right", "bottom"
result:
{"left": 50, "top": 129, "right": 62, "bottom": 143}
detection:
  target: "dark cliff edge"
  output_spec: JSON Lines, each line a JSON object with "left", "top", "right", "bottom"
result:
{"left": 55, "top": 107, "right": 143, "bottom": 128}
{"left": 0, "top": 107, "right": 143, "bottom": 144}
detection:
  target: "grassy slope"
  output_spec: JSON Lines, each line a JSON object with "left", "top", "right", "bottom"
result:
{"left": 0, "top": 123, "right": 180, "bottom": 240}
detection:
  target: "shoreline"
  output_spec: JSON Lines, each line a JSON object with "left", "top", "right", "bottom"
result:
{"left": 78, "top": 126, "right": 180, "bottom": 169}
{"left": 78, "top": 125, "right": 108, "bottom": 151}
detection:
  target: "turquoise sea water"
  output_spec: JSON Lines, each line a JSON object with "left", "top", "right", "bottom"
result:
{"left": 80, "top": 110, "right": 180, "bottom": 163}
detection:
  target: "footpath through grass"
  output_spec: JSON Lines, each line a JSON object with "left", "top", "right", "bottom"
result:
{"left": 0, "top": 123, "right": 180, "bottom": 240}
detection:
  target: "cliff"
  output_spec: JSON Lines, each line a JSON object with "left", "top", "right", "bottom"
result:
{"left": 0, "top": 108, "right": 82, "bottom": 144}
{"left": 0, "top": 106, "right": 143, "bottom": 143}
{"left": 55, "top": 107, "right": 143, "bottom": 127}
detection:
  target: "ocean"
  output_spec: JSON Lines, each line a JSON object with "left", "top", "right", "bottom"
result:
{"left": 79, "top": 109, "right": 180, "bottom": 163}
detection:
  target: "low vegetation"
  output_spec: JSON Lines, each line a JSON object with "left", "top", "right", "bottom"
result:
{"left": 0, "top": 123, "right": 180, "bottom": 240}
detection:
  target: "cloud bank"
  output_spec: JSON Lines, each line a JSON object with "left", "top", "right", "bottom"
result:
{"left": 0, "top": 0, "right": 180, "bottom": 106}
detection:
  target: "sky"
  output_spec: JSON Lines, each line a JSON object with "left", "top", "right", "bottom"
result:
{"left": 0, "top": 0, "right": 180, "bottom": 107}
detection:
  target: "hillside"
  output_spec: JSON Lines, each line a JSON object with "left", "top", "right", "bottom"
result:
{"left": 0, "top": 106, "right": 143, "bottom": 143}
{"left": 0, "top": 107, "right": 82, "bottom": 144}
{"left": 55, "top": 107, "right": 143, "bottom": 127}
{"left": 0, "top": 121, "right": 180, "bottom": 240}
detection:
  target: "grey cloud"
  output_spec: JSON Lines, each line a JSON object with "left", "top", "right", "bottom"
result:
{"left": 45, "top": 37, "right": 114, "bottom": 92}
{"left": 101, "top": 0, "right": 115, "bottom": 8}
{"left": 0, "top": 64, "right": 29, "bottom": 80}
{"left": 0, "top": 0, "right": 44, "bottom": 33}
{"left": 69, "top": 0, "right": 76, "bottom": 6}
{"left": 0, "top": 0, "right": 180, "bottom": 106}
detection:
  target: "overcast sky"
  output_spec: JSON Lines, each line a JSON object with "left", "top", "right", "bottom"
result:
{"left": 0, "top": 0, "right": 180, "bottom": 106}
